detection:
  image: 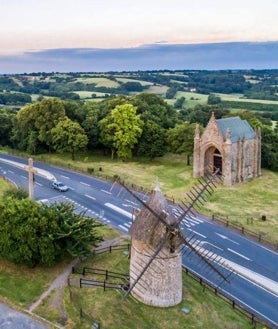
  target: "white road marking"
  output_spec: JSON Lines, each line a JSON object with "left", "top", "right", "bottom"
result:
{"left": 61, "top": 175, "right": 69, "bottom": 179}
{"left": 102, "top": 189, "right": 112, "bottom": 194}
{"left": 194, "top": 245, "right": 278, "bottom": 296}
{"left": 35, "top": 182, "right": 42, "bottom": 186}
{"left": 85, "top": 194, "right": 96, "bottom": 200}
{"left": 124, "top": 222, "right": 131, "bottom": 228}
{"left": 124, "top": 199, "right": 139, "bottom": 206}
{"left": 21, "top": 175, "right": 27, "bottom": 179}
{"left": 202, "top": 241, "right": 224, "bottom": 251}
{"left": 187, "top": 229, "right": 207, "bottom": 238}
{"left": 80, "top": 182, "right": 90, "bottom": 187}
{"left": 228, "top": 248, "right": 251, "bottom": 261}
{"left": 104, "top": 203, "right": 133, "bottom": 219}
{"left": 215, "top": 232, "right": 240, "bottom": 245}
{"left": 8, "top": 170, "right": 14, "bottom": 174}
{"left": 181, "top": 220, "right": 191, "bottom": 228}
{"left": 187, "top": 215, "right": 204, "bottom": 223}
{"left": 118, "top": 224, "right": 128, "bottom": 232}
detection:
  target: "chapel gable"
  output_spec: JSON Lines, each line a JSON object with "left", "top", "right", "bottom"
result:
{"left": 193, "top": 113, "right": 261, "bottom": 186}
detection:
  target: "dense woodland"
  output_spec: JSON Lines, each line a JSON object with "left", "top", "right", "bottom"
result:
{"left": 0, "top": 70, "right": 278, "bottom": 170}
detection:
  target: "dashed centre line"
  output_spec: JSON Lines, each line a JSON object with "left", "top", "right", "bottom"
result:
{"left": 80, "top": 182, "right": 90, "bottom": 187}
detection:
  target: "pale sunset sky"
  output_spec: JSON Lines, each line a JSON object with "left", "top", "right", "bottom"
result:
{"left": 1, "top": 0, "right": 278, "bottom": 55}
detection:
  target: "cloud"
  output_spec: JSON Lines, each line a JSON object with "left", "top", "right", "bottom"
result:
{"left": 1, "top": 42, "right": 278, "bottom": 74}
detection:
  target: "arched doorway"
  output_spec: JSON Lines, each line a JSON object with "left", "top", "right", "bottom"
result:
{"left": 213, "top": 149, "right": 222, "bottom": 174}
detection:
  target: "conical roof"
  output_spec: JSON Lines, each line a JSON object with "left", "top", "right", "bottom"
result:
{"left": 129, "top": 183, "right": 182, "bottom": 249}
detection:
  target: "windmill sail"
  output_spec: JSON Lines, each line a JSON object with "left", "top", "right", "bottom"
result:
{"left": 116, "top": 170, "right": 232, "bottom": 303}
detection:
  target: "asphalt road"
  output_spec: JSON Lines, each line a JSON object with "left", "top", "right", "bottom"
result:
{"left": 0, "top": 303, "right": 47, "bottom": 329}
{"left": 0, "top": 153, "right": 277, "bottom": 328}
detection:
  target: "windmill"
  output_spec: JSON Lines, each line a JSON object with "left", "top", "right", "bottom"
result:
{"left": 115, "top": 169, "right": 232, "bottom": 307}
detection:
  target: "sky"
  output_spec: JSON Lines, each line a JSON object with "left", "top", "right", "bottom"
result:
{"left": 1, "top": 0, "right": 278, "bottom": 55}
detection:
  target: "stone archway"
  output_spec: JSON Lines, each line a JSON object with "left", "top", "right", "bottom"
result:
{"left": 213, "top": 149, "right": 222, "bottom": 174}
{"left": 204, "top": 146, "right": 222, "bottom": 176}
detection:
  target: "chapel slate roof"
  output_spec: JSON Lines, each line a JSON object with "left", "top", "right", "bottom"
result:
{"left": 216, "top": 116, "right": 255, "bottom": 142}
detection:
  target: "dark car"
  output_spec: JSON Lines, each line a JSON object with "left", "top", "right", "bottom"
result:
{"left": 52, "top": 181, "right": 69, "bottom": 192}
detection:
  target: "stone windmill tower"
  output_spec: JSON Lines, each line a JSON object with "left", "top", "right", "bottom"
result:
{"left": 119, "top": 172, "right": 230, "bottom": 306}
{"left": 128, "top": 183, "right": 183, "bottom": 307}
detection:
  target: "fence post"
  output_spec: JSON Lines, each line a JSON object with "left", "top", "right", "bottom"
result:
{"left": 104, "top": 280, "right": 106, "bottom": 291}
{"left": 105, "top": 269, "right": 108, "bottom": 280}
{"left": 241, "top": 226, "right": 245, "bottom": 234}
{"left": 212, "top": 214, "right": 214, "bottom": 221}
{"left": 72, "top": 266, "right": 75, "bottom": 274}
{"left": 80, "top": 278, "right": 82, "bottom": 288}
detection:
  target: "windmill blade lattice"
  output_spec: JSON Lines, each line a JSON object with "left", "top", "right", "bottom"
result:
{"left": 114, "top": 169, "right": 232, "bottom": 303}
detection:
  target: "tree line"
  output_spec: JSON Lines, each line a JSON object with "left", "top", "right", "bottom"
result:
{"left": 0, "top": 93, "right": 277, "bottom": 170}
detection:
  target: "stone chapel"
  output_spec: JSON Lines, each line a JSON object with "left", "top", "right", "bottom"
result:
{"left": 193, "top": 113, "right": 261, "bottom": 186}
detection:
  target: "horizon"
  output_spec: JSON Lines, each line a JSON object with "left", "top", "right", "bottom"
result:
{"left": 1, "top": 41, "right": 278, "bottom": 74}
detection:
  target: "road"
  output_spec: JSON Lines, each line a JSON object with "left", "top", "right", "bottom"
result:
{"left": 0, "top": 153, "right": 278, "bottom": 328}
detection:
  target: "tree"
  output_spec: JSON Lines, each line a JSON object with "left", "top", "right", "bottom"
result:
{"left": 136, "top": 121, "right": 167, "bottom": 159}
{"left": 174, "top": 96, "right": 186, "bottom": 109}
{"left": 261, "top": 126, "right": 278, "bottom": 171}
{"left": 207, "top": 94, "right": 222, "bottom": 105}
{"left": 0, "top": 197, "right": 103, "bottom": 267}
{"left": 130, "top": 93, "right": 178, "bottom": 129}
{"left": 51, "top": 118, "right": 88, "bottom": 160}
{"left": 166, "top": 122, "right": 197, "bottom": 165}
{"left": 0, "top": 108, "right": 15, "bottom": 146}
{"left": 12, "top": 98, "right": 66, "bottom": 153}
{"left": 99, "top": 103, "right": 143, "bottom": 159}
{"left": 81, "top": 103, "right": 101, "bottom": 150}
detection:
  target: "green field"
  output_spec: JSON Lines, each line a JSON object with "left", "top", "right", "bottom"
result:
{"left": 216, "top": 93, "right": 278, "bottom": 105}
{"left": 146, "top": 85, "right": 169, "bottom": 96}
{"left": 116, "top": 77, "right": 153, "bottom": 86}
{"left": 76, "top": 77, "right": 120, "bottom": 88}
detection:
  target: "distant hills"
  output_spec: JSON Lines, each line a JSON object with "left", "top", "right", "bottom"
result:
{"left": 1, "top": 41, "right": 278, "bottom": 74}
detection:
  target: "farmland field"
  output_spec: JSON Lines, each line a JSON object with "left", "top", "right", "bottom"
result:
{"left": 216, "top": 93, "right": 278, "bottom": 105}
{"left": 115, "top": 77, "right": 153, "bottom": 86}
{"left": 146, "top": 85, "right": 168, "bottom": 96}
{"left": 76, "top": 77, "right": 120, "bottom": 87}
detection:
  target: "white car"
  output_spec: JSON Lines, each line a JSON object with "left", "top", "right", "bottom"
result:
{"left": 52, "top": 181, "right": 69, "bottom": 192}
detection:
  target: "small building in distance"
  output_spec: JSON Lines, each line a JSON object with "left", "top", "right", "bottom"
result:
{"left": 193, "top": 113, "right": 261, "bottom": 186}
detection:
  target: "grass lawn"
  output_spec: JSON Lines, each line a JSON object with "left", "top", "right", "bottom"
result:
{"left": 35, "top": 247, "right": 257, "bottom": 329}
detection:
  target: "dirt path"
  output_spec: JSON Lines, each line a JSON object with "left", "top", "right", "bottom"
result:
{"left": 27, "top": 237, "right": 125, "bottom": 315}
